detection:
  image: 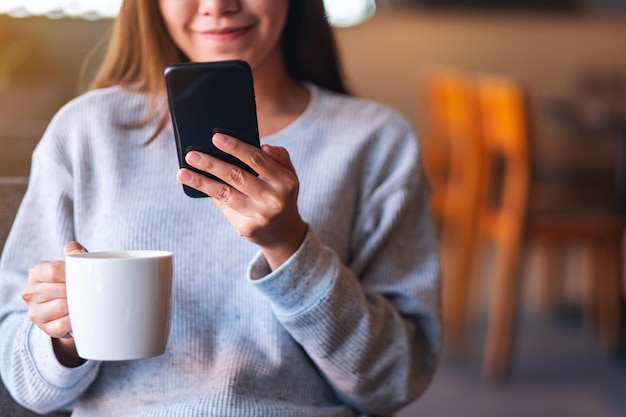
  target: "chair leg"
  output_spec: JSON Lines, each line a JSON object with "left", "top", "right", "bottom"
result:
{"left": 536, "top": 243, "right": 565, "bottom": 315}
{"left": 483, "top": 234, "right": 525, "bottom": 381}
{"left": 622, "top": 228, "right": 626, "bottom": 300}
{"left": 597, "top": 243, "right": 622, "bottom": 350}
{"left": 442, "top": 218, "right": 479, "bottom": 350}
{"left": 581, "top": 244, "right": 599, "bottom": 331}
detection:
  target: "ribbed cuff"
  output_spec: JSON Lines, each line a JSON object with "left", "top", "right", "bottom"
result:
{"left": 28, "top": 323, "right": 100, "bottom": 390}
{"left": 247, "top": 229, "right": 337, "bottom": 317}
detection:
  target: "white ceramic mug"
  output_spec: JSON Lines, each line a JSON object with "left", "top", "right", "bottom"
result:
{"left": 65, "top": 250, "right": 174, "bottom": 361}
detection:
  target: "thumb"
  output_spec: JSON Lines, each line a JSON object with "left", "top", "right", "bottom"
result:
{"left": 63, "top": 241, "right": 88, "bottom": 257}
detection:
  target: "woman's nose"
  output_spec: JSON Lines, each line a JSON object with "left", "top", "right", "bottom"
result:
{"left": 198, "top": 0, "right": 241, "bottom": 16}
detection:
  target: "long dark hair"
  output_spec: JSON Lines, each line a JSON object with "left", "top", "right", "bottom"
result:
{"left": 282, "top": 0, "right": 349, "bottom": 95}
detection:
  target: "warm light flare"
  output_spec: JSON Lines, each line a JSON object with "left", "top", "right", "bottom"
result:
{"left": 0, "top": 0, "right": 122, "bottom": 19}
{"left": 324, "top": 0, "right": 376, "bottom": 27}
{"left": 0, "top": 0, "right": 376, "bottom": 26}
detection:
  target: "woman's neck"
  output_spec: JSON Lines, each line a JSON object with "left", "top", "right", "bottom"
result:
{"left": 252, "top": 61, "right": 310, "bottom": 138}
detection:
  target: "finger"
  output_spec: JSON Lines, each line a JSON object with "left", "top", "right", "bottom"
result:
{"left": 212, "top": 134, "right": 278, "bottom": 178}
{"left": 212, "top": 135, "right": 300, "bottom": 198}
{"left": 182, "top": 148, "right": 260, "bottom": 209}
{"left": 185, "top": 149, "right": 253, "bottom": 192}
{"left": 28, "top": 261, "right": 67, "bottom": 284}
{"left": 37, "top": 299, "right": 70, "bottom": 324}
{"left": 40, "top": 315, "right": 72, "bottom": 340}
{"left": 27, "top": 296, "right": 69, "bottom": 325}
{"left": 261, "top": 144, "right": 295, "bottom": 172}
{"left": 176, "top": 165, "right": 241, "bottom": 202}
{"left": 22, "top": 282, "right": 67, "bottom": 304}
{"left": 64, "top": 241, "right": 88, "bottom": 257}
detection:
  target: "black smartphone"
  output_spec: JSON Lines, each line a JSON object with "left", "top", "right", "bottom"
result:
{"left": 164, "top": 60, "right": 260, "bottom": 198}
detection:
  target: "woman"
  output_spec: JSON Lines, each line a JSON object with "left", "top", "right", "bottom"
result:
{"left": 0, "top": 1, "right": 441, "bottom": 416}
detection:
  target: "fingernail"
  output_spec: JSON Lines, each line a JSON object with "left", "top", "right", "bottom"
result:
{"left": 177, "top": 169, "right": 192, "bottom": 182}
{"left": 186, "top": 151, "right": 201, "bottom": 164}
{"left": 213, "top": 134, "right": 227, "bottom": 145}
{"left": 69, "top": 249, "right": 87, "bottom": 255}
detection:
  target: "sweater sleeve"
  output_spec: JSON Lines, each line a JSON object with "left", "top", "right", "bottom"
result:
{"left": 249, "top": 146, "right": 441, "bottom": 415}
{"left": 0, "top": 109, "right": 101, "bottom": 414}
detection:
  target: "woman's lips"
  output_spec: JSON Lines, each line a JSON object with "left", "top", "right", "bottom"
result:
{"left": 195, "top": 24, "right": 255, "bottom": 41}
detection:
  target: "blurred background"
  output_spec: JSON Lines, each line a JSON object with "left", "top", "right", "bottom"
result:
{"left": 1, "top": 0, "right": 625, "bottom": 416}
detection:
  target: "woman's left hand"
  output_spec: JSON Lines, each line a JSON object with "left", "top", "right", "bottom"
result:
{"left": 177, "top": 133, "right": 307, "bottom": 270}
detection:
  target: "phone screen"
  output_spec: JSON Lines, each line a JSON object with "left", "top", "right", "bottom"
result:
{"left": 164, "top": 60, "right": 260, "bottom": 198}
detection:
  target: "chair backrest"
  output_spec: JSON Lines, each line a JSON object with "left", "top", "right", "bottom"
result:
{"left": 419, "top": 69, "right": 484, "bottom": 229}
{"left": 475, "top": 76, "right": 531, "bottom": 238}
{"left": 440, "top": 72, "right": 483, "bottom": 209}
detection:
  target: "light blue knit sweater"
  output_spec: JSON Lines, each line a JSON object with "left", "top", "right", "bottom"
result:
{"left": 0, "top": 84, "right": 441, "bottom": 416}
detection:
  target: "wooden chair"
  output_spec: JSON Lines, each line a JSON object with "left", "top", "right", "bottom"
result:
{"left": 419, "top": 70, "right": 484, "bottom": 349}
{"left": 473, "top": 75, "right": 625, "bottom": 381}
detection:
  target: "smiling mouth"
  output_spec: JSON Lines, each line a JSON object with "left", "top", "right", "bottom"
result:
{"left": 196, "top": 24, "right": 255, "bottom": 41}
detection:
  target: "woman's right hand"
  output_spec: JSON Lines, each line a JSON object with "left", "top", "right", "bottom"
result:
{"left": 21, "top": 241, "right": 88, "bottom": 367}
